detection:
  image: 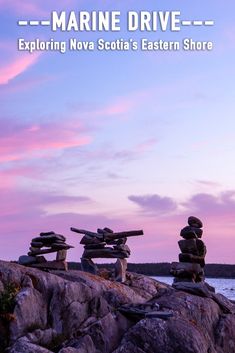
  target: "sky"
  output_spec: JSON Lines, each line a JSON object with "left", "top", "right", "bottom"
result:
{"left": 0, "top": 0, "right": 235, "bottom": 264}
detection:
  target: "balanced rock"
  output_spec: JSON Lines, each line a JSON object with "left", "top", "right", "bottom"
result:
{"left": 171, "top": 217, "right": 206, "bottom": 284}
{"left": 40, "top": 231, "right": 55, "bottom": 236}
{"left": 170, "top": 262, "right": 203, "bottom": 277}
{"left": 31, "top": 242, "right": 43, "bottom": 248}
{"left": 73, "top": 227, "right": 142, "bottom": 282}
{"left": 188, "top": 216, "right": 203, "bottom": 228}
{"left": 178, "top": 239, "right": 199, "bottom": 255}
{"left": 180, "top": 226, "right": 203, "bottom": 239}
{"left": 19, "top": 231, "right": 71, "bottom": 271}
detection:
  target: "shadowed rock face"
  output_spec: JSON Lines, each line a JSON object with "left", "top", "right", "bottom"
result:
{"left": 0, "top": 261, "right": 234, "bottom": 353}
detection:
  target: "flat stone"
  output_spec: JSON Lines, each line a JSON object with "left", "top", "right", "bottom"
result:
{"left": 97, "top": 228, "right": 114, "bottom": 235}
{"left": 113, "top": 244, "right": 130, "bottom": 254}
{"left": 80, "top": 235, "right": 104, "bottom": 245}
{"left": 31, "top": 242, "right": 43, "bottom": 248}
{"left": 103, "top": 227, "right": 114, "bottom": 233}
{"left": 30, "top": 247, "right": 41, "bottom": 252}
{"left": 32, "top": 235, "right": 65, "bottom": 244}
{"left": 172, "top": 282, "right": 213, "bottom": 297}
{"left": 51, "top": 243, "right": 73, "bottom": 250}
{"left": 180, "top": 226, "right": 198, "bottom": 239}
{"left": 82, "top": 248, "right": 129, "bottom": 259}
{"left": 173, "top": 277, "right": 195, "bottom": 283}
{"left": 18, "top": 255, "right": 37, "bottom": 265}
{"left": 178, "top": 239, "right": 198, "bottom": 254}
{"left": 40, "top": 231, "right": 55, "bottom": 236}
{"left": 28, "top": 248, "right": 58, "bottom": 256}
{"left": 84, "top": 242, "right": 106, "bottom": 249}
{"left": 189, "top": 226, "right": 203, "bottom": 238}
{"left": 31, "top": 260, "right": 68, "bottom": 271}
{"left": 188, "top": 216, "right": 203, "bottom": 228}
{"left": 52, "top": 233, "right": 66, "bottom": 241}
{"left": 170, "top": 262, "right": 203, "bottom": 278}
{"left": 179, "top": 253, "right": 205, "bottom": 267}
{"left": 145, "top": 311, "right": 173, "bottom": 319}
{"left": 107, "top": 239, "right": 127, "bottom": 246}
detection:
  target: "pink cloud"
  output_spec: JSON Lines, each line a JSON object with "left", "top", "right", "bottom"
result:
{"left": 0, "top": 54, "right": 40, "bottom": 85}
{"left": 135, "top": 138, "right": 158, "bottom": 152}
{"left": 101, "top": 97, "right": 135, "bottom": 115}
{"left": 0, "top": 119, "right": 91, "bottom": 162}
{"left": 92, "top": 91, "right": 150, "bottom": 118}
{"left": 0, "top": 75, "right": 55, "bottom": 96}
{"left": 129, "top": 194, "right": 178, "bottom": 214}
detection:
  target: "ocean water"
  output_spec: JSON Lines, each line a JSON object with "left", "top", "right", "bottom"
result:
{"left": 153, "top": 276, "right": 235, "bottom": 301}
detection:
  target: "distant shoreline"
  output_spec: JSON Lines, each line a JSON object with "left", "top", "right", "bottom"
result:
{"left": 68, "top": 262, "right": 235, "bottom": 279}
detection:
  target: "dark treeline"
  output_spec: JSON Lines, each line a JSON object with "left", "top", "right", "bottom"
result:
{"left": 68, "top": 262, "right": 235, "bottom": 278}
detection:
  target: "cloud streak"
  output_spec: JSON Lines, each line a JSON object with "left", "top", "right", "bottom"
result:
{"left": 0, "top": 118, "right": 91, "bottom": 162}
{"left": 0, "top": 53, "right": 40, "bottom": 85}
{"left": 0, "top": 188, "right": 91, "bottom": 218}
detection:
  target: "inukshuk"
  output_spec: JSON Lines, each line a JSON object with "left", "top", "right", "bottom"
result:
{"left": 71, "top": 227, "right": 143, "bottom": 282}
{"left": 170, "top": 216, "right": 206, "bottom": 283}
{"left": 18, "top": 231, "right": 74, "bottom": 271}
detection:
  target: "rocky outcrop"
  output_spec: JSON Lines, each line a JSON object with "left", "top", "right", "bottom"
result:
{"left": 0, "top": 260, "right": 234, "bottom": 353}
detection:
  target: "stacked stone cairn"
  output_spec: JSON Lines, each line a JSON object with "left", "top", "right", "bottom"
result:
{"left": 18, "top": 231, "right": 74, "bottom": 271}
{"left": 170, "top": 216, "right": 206, "bottom": 283}
{"left": 71, "top": 227, "right": 143, "bottom": 282}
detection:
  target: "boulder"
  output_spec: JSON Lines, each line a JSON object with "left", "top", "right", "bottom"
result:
{"left": 6, "top": 337, "right": 53, "bottom": 353}
{"left": 10, "top": 287, "right": 47, "bottom": 341}
{"left": 0, "top": 260, "right": 234, "bottom": 353}
{"left": 18, "top": 256, "right": 37, "bottom": 265}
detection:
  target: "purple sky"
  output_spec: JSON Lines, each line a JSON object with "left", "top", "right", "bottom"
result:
{"left": 0, "top": 0, "right": 235, "bottom": 264}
